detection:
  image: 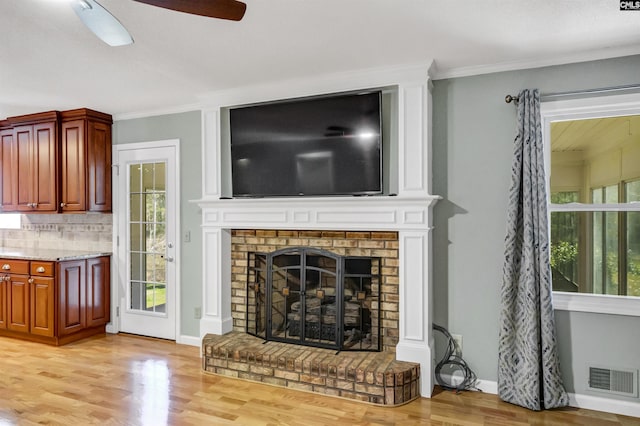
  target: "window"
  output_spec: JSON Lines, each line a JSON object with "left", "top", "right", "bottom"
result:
{"left": 0, "top": 214, "right": 21, "bottom": 229}
{"left": 543, "top": 93, "right": 640, "bottom": 316}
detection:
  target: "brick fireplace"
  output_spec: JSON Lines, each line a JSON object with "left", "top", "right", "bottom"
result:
{"left": 231, "top": 229, "right": 399, "bottom": 352}
{"left": 194, "top": 63, "right": 438, "bottom": 399}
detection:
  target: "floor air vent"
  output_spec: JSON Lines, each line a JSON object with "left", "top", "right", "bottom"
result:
{"left": 588, "top": 366, "right": 638, "bottom": 397}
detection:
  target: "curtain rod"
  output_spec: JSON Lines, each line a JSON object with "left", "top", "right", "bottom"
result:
{"left": 504, "top": 83, "right": 640, "bottom": 104}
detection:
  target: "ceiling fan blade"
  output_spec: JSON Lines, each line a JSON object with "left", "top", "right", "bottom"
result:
{"left": 133, "top": 0, "right": 246, "bottom": 21}
{"left": 71, "top": 0, "right": 134, "bottom": 46}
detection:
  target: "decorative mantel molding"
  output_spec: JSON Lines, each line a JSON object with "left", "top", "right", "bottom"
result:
{"left": 192, "top": 195, "right": 440, "bottom": 231}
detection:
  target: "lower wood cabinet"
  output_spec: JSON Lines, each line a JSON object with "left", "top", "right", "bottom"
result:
{"left": 0, "top": 256, "right": 110, "bottom": 345}
{"left": 87, "top": 256, "right": 110, "bottom": 328}
{"left": 30, "top": 276, "right": 55, "bottom": 337}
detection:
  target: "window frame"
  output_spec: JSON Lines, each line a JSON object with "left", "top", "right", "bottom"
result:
{"left": 542, "top": 92, "right": 640, "bottom": 317}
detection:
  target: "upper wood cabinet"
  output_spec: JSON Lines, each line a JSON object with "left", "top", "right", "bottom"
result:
{"left": 16, "top": 119, "right": 59, "bottom": 212}
{"left": 1, "top": 112, "right": 59, "bottom": 213}
{"left": 60, "top": 109, "right": 112, "bottom": 212}
{"left": 0, "top": 108, "right": 112, "bottom": 213}
{"left": 0, "top": 124, "right": 16, "bottom": 211}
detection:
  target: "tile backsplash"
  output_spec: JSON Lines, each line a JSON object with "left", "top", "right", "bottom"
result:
{"left": 0, "top": 214, "right": 113, "bottom": 252}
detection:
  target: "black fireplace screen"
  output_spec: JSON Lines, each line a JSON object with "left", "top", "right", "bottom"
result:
{"left": 246, "top": 247, "right": 381, "bottom": 351}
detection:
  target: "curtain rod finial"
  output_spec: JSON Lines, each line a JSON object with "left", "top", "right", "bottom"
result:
{"left": 505, "top": 94, "right": 519, "bottom": 104}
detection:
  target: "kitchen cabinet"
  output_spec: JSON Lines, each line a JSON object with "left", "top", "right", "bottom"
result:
{"left": 12, "top": 112, "right": 59, "bottom": 213}
{"left": 86, "top": 256, "right": 110, "bottom": 327}
{"left": 0, "top": 125, "right": 16, "bottom": 211}
{"left": 29, "top": 261, "right": 55, "bottom": 337}
{"left": 0, "top": 255, "right": 110, "bottom": 345}
{"left": 4, "top": 259, "right": 31, "bottom": 333}
{"left": 57, "top": 259, "right": 86, "bottom": 336}
{"left": 60, "top": 109, "right": 112, "bottom": 212}
{"left": 0, "top": 108, "right": 112, "bottom": 214}
{"left": 0, "top": 273, "right": 5, "bottom": 330}
{"left": 4, "top": 259, "right": 55, "bottom": 337}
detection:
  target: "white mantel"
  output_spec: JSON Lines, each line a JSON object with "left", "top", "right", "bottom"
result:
{"left": 193, "top": 63, "right": 439, "bottom": 397}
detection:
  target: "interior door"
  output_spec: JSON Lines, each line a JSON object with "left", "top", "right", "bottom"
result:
{"left": 116, "top": 143, "right": 178, "bottom": 340}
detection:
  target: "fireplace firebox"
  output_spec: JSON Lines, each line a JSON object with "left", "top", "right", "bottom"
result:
{"left": 246, "top": 247, "right": 381, "bottom": 351}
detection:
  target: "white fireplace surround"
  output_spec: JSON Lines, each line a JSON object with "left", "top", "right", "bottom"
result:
{"left": 193, "top": 63, "right": 440, "bottom": 397}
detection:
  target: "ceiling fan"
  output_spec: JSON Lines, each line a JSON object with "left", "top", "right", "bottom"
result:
{"left": 71, "top": 0, "right": 246, "bottom": 47}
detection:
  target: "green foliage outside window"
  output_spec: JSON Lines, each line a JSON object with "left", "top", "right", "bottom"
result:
{"left": 550, "top": 241, "right": 578, "bottom": 270}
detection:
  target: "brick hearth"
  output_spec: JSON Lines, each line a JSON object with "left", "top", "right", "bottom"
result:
{"left": 202, "top": 332, "right": 420, "bottom": 406}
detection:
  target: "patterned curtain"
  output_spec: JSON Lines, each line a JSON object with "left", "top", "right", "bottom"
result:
{"left": 498, "top": 89, "right": 569, "bottom": 411}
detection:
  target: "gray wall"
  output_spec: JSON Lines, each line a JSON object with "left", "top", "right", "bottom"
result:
{"left": 107, "top": 56, "right": 640, "bottom": 403}
{"left": 113, "top": 111, "right": 202, "bottom": 337}
{"left": 432, "top": 55, "right": 640, "bottom": 401}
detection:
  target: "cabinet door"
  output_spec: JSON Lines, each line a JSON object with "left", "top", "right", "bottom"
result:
{"left": 13, "top": 122, "right": 58, "bottom": 212}
{"left": 87, "top": 120, "right": 111, "bottom": 212}
{"left": 7, "top": 274, "right": 30, "bottom": 333}
{"left": 87, "top": 256, "right": 110, "bottom": 327}
{"left": 30, "top": 276, "right": 55, "bottom": 337}
{"left": 0, "top": 276, "right": 6, "bottom": 329}
{"left": 14, "top": 125, "right": 34, "bottom": 212}
{"left": 60, "top": 119, "right": 86, "bottom": 212}
{"left": 57, "top": 260, "right": 86, "bottom": 336}
{"left": 0, "top": 128, "right": 17, "bottom": 212}
{"left": 32, "top": 122, "right": 58, "bottom": 212}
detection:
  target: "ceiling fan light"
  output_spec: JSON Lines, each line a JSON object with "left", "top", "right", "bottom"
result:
{"left": 77, "top": 0, "right": 92, "bottom": 10}
{"left": 71, "top": 0, "right": 134, "bottom": 47}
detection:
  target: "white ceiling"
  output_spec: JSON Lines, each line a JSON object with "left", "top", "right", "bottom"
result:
{"left": 2, "top": 0, "right": 640, "bottom": 119}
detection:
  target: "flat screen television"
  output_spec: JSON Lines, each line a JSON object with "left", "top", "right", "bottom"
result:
{"left": 229, "top": 90, "right": 382, "bottom": 197}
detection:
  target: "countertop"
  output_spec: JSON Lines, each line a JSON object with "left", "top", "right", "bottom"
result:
{"left": 0, "top": 247, "right": 111, "bottom": 262}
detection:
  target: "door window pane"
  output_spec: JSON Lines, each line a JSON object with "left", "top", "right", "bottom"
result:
{"left": 128, "top": 161, "right": 168, "bottom": 314}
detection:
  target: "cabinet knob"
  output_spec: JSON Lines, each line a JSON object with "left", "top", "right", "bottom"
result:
{"left": 60, "top": 202, "right": 67, "bottom": 208}
{"left": 28, "top": 278, "right": 34, "bottom": 284}
{"left": 2, "top": 264, "right": 10, "bottom": 270}
{"left": 36, "top": 266, "right": 46, "bottom": 273}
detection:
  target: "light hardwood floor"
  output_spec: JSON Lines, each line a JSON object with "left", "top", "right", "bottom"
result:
{"left": 0, "top": 333, "right": 638, "bottom": 425}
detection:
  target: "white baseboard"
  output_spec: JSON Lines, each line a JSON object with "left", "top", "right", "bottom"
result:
{"left": 467, "top": 379, "right": 640, "bottom": 417}
{"left": 568, "top": 392, "right": 640, "bottom": 418}
{"left": 475, "top": 379, "right": 498, "bottom": 394}
{"left": 177, "top": 335, "right": 201, "bottom": 347}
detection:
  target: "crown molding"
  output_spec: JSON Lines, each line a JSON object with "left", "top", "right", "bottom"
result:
{"left": 432, "top": 45, "right": 640, "bottom": 80}
{"left": 198, "top": 61, "right": 435, "bottom": 109}
{"left": 113, "top": 102, "right": 204, "bottom": 122}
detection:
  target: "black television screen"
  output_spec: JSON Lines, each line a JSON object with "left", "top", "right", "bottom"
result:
{"left": 229, "top": 91, "right": 382, "bottom": 197}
